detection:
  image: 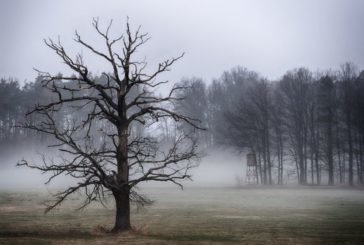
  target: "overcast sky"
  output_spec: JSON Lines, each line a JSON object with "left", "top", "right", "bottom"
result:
{"left": 1, "top": 0, "right": 364, "bottom": 84}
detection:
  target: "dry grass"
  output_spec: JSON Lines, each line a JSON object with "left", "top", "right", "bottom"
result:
{"left": 0, "top": 187, "right": 364, "bottom": 244}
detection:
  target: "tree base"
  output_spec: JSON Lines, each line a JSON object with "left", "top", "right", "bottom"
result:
{"left": 111, "top": 225, "right": 132, "bottom": 233}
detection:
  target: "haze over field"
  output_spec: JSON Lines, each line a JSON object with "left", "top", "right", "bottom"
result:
{"left": 0, "top": 147, "right": 243, "bottom": 190}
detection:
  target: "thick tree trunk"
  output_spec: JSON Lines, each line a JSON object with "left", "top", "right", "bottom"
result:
{"left": 113, "top": 118, "right": 131, "bottom": 232}
{"left": 299, "top": 157, "right": 305, "bottom": 184}
{"left": 276, "top": 134, "right": 283, "bottom": 185}
{"left": 303, "top": 129, "right": 308, "bottom": 184}
{"left": 336, "top": 126, "right": 344, "bottom": 184}
{"left": 348, "top": 125, "right": 354, "bottom": 186}
{"left": 310, "top": 105, "right": 315, "bottom": 185}
{"left": 360, "top": 134, "right": 364, "bottom": 184}
{"left": 267, "top": 133, "right": 272, "bottom": 185}
{"left": 112, "top": 189, "right": 131, "bottom": 233}
{"left": 261, "top": 139, "right": 267, "bottom": 185}
{"left": 298, "top": 142, "right": 306, "bottom": 184}
{"left": 328, "top": 123, "right": 334, "bottom": 185}
{"left": 257, "top": 151, "right": 263, "bottom": 184}
{"left": 315, "top": 128, "right": 320, "bottom": 185}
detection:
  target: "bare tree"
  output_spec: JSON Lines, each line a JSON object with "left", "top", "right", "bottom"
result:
{"left": 338, "top": 63, "right": 357, "bottom": 186}
{"left": 271, "top": 83, "right": 286, "bottom": 185}
{"left": 174, "top": 78, "right": 209, "bottom": 147}
{"left": 317, "top": 75, "right": 335, "bottom": 185}
{"left": 278, "top": 68, "right": 312, "bottom": 184}
{"left": 18, "top": 19, "right": 203, "bottom": 233}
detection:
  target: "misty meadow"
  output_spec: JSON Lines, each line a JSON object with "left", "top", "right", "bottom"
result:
{"left": 1, "top": 0, "right": 364, "bottom": 244}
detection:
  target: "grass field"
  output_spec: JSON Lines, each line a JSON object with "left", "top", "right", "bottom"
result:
{"left": 0, "top": 186, "right": 364, "bottom": 244}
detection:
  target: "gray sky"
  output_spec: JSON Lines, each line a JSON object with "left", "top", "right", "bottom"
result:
{"left": 1, "top": 0, "right": 364, "bottom": 84}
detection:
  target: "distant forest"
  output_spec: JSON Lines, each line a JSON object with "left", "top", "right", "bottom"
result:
{"left": 1, "top": 62, "right": 364, "bottom": 186}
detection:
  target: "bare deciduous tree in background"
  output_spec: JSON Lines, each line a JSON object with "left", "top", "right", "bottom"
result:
{"left": 18, "top": 19, "right": 203, "bottom": 232}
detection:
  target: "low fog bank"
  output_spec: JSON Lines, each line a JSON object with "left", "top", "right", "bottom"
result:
{"left": 138, "top": 146, "right": 245, "bottom": 189}
{"left": 0, "top": 166, "right": 77, "bottom": 191}
{"left": 0, "top": 146, "right": 244, "bottom": 191}
{"left": 185, "top": 147, "right": 244, "bottom": 188}
{"left": 1, "top": 146, "right": 361, "bottom": 192}
{"left": 0, "top": 144, "right": 77, "bottom": 191}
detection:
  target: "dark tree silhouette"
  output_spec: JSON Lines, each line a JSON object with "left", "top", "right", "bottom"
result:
{"left": 279, "top": 68, "right": 312, "bottom": 184}
{"left": 317, "top": 75, "right": 335, "bottom": 185}
{"left": 174, "top": 78, "right": 209, "bottom": 146}
{"left": 18, "top": 19, "right": 202, "bottom": 232}
{"left": 338, "top": 63, "right": 357, "bottom": 186}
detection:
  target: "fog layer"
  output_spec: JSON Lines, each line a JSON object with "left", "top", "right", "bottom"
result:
{"left": 0, "top": 147, "right": 243, "bottom": 190}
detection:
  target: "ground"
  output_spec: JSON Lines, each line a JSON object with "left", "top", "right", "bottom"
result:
{"left": 0, "top": 186, "right": 364, "bottom": 244}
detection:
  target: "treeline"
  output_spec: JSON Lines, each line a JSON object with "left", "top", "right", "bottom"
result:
{"left": 1, "top": 63, "right": 364, "bottom": 186}
{"left": 0, "top": 76, "right": 48, "bottom": 143}
{"left": 175, "top": 63, "right": 364, "bottom": 186}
